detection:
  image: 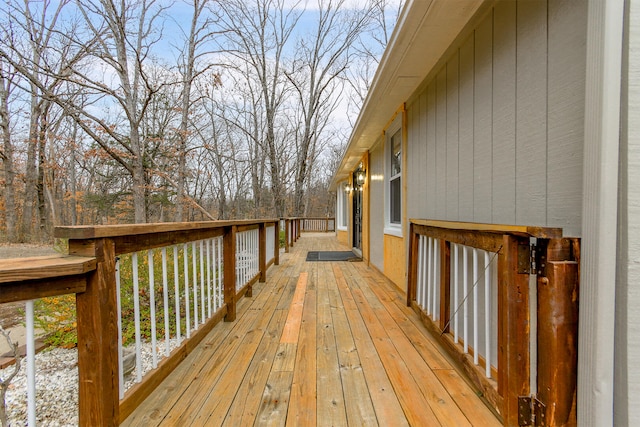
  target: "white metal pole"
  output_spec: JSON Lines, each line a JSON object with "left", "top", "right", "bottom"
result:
{"left": 148, "top": 250, "right": 157, "bottom": 368}
{"left": 162, "top": 248, "right": 170, "bottom": 357}
{"left": 26, "top": 300, "right": 36, "bottom": 426}
{"left": 132, "top": 253, "right": 142, "bottom": 382}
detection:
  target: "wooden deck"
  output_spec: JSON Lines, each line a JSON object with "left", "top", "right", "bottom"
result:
{"left": 122, "top": 234, "right": 501, "bottom": 426}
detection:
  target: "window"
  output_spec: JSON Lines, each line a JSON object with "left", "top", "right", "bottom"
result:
{"left": 337, "top": 182, "right": 348, "bottom": 230}
{"left": 384, "top": 113, "right": 402, "bottom": 237}
{"left": 389, "top": 129, "right": 401, "bottom": 225}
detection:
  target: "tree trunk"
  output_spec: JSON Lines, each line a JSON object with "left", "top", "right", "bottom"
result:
{"left": 69, "top": 123, "right": 78, "bottom": 226}
{"left": 22, "top": 93, "right": 40, "bottom": 241}
{"left": 130, "top": 126, "right": 147, "bottom": 223}
{"left": 37, "top": 108, "right": 48, "bottom": 237}
{"left": 0, "top": 72, "right": 16, "bottom": 242}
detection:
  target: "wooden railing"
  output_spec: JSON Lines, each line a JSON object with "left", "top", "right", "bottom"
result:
{"left": 407, "top": 220, "right": 579, "bottom": 427}
{"left": 300, "top": 217, "right": 335, "bottom": 233}
{"left": 0, "top": 219, "right": 279, "bottom": 426}
{"left": 280, "top": 217, "right": 335, "bottom": 254}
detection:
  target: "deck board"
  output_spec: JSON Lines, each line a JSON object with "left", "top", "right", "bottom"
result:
{"left": 122, "top": 234, "right": 501, "bottom": 427}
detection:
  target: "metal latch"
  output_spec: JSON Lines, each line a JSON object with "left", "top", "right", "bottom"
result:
{"left": 518, "top": 396, "right": 546, "bottom": 426}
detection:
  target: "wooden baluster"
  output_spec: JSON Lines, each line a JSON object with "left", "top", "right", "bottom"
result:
{"left": 223, "top": 225, "right": 237, "bottom": 322}
{"left": 259, "top": 223, "right": 267, "bottom": 283}
{"left": 285, "top": 219, "right": 290, "bottom": 252}
{"left": 72, "top": 238, "right": 119, "bottom": 426}
{"left": 274, "top": 221, "right": 280, "bottom": 266}
{"left": 406, "top": 222, "right": 419, "bottom": 307}
{"left": 439, "top": 239, "right": 451, "bottom": 332}
{"left": 498, "top": 235, "right": 530, "bottom": 426}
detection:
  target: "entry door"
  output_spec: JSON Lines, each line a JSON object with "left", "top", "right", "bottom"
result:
{"left": 352, "top": 174, "right": 362, "bottom": 250}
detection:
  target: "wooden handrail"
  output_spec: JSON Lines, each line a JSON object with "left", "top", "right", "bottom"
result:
{"left": 407, "top": 219, "right": 579, "bottom": 427}
{"left": 410, "top": 219, "right": 562, "bottom": 239}
{"left": 0, "top": 255, "right": 96, "bottom": 304}
{"left": 0, "top": 218, "right": 282, "bottom": 426}
{"left": 54, "top": 219, "right": 278, "bottom": 239}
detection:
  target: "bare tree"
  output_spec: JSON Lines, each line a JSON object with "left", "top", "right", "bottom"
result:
{"left": 286, "top": 0, "right": 372, "bottom": 216}
{"left": 217, "top": 0, "right": 302, "bottom": 217}
{"left": 346, "top": 0, "right": 404, "bottom": 124}
{"left": 173, "top": 0, "right": 221, "bottom": 222}
{"left": 0, "top": 60, "right": 18, "bottom": 242}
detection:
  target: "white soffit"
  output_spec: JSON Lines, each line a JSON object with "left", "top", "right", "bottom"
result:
{"left": 331, "top": 0, "right": 487, "bottom": 188}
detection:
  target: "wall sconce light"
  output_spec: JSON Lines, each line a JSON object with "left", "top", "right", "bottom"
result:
{"left": 355, "top": 163, "right": 366, "bottom": 187}
{"left": 344, "top": 183, "right": 353, "bottom": 192}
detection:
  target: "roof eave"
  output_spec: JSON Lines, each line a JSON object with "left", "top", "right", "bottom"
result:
{"left": 330, "top": 0, "right": 489, "bottom": 190}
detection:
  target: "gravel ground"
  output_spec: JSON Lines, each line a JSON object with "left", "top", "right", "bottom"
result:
{"left": 1, "top": 339, "right": 181, "bottom": 426}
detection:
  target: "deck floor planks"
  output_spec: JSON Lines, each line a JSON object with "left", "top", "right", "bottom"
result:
{"left": 286, "top": 266, "right": 317, "bottom": 426}
{"left": 332, "top": 264, "right": 405, "bottom": 426}
{"left": 160, "top": 275, "right": 287, "bottom": 425}
{"left": 157, "top": 252, "right": 294, "bottom": 426}
{"left": 355, "top": 263, "right": 453, "bottom": 370}
{"left": 435, "top": 369, "right": 502, "bottom": 426}
{"left": 343, "top": 261, "right": 472, "bottom": 426}
{"left": 185, "top": 259, "right": 298, "bottom": 425}
{"left": 315, "top": 261, "right": 348, "bottom": 426}
{"left": 338, "top": 266, "right": 442, "bottom": 427}
{"left": 122, "top": 234, "right": 501, "bottom": 427}
{"left": 333, "top": 266, "right": 418, "bottom": 426}
{"left": 122, "top": 274, "right": 281, "bottom": 426}
{"left": 216, "top": 309, "right": 289, "bottom": 425}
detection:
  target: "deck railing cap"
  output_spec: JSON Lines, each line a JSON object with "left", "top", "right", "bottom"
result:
{"left": 55, "top": 219, "right": 280, "bottom": 240}
{"left": 409, "top": 219, "right": 563, "bottom": 239}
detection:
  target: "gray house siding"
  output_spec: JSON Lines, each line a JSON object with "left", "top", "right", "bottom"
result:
{"left": 405, "top": 0, "right": 587, "bottom": 237}
{"left": 615, "top": 1, "right": 640, "bottom": 424}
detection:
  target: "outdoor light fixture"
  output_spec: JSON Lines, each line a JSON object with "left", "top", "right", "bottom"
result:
{"left": 355, "top": 163, "right": 366, "bottom": 186}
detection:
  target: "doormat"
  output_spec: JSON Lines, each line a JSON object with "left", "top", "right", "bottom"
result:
{"left": 306, "top": 251, "right": 361, "bottom": 262}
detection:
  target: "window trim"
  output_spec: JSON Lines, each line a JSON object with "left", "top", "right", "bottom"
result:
{"left": 337, "top": 181, "right": 348, "bottom": 231}
{"left": 384, "top": 116, "right": 403, "bottom": 237}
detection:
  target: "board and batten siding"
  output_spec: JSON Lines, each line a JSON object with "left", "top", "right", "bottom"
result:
{"left": 615, "top": 0, "right": 640, "bottom": 424}
{"left": 406, "top": 0, "right": 587, "bottom": 237}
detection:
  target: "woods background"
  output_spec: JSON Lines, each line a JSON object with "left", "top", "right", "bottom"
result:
{"left": 0, "top": 0, "right": 401, "bottom": 242}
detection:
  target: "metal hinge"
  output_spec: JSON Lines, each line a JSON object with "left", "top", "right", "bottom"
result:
{"left": 518, "top": 396, "right": 546, "bottom": 426}
{"left": 517, "top": 241, "right": 547, "bottom": 275}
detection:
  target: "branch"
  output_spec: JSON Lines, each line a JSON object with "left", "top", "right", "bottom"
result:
{"left": 0, "top": 326, "right": 21, "bottom": 427}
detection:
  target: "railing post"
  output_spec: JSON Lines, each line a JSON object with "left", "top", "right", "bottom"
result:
{"left": 439, "top": 239, "right": 451, "bottom": 332}
{"left": 325, "top": 217, "right": 329, "bottom": 232}
{"left": 498, "top": 235, "right": 530, "bottom": 426}
{"left": 72, "top": 238, "right": 119, "bottom": 426}
{"left": 285, "top": 219, "right": 290, "bottom": 253}
{"left": 274, "top": 222, "right": 280, "bottom": 265}
{"left": 537, "top": 238, "right": 579, "bottom": 426}
{"left": 407, "top": 222, "right": 419, "bottom": 306}
{"left": 223, "top": 225, "right": 237, "bottom": 322}
{"left": 259, "top": 223, "right": 267, "bottom": 283}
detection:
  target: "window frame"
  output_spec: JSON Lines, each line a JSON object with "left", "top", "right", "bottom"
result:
{"left": 384, "top": 116, "right": 403, "bottom": 237}
{"left": 337, "top": 181, "right": 349, "bottom": 231}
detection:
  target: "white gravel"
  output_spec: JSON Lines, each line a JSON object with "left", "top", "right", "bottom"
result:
{"left": 1, "top": 339, "right": 181, "bottom": 426}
